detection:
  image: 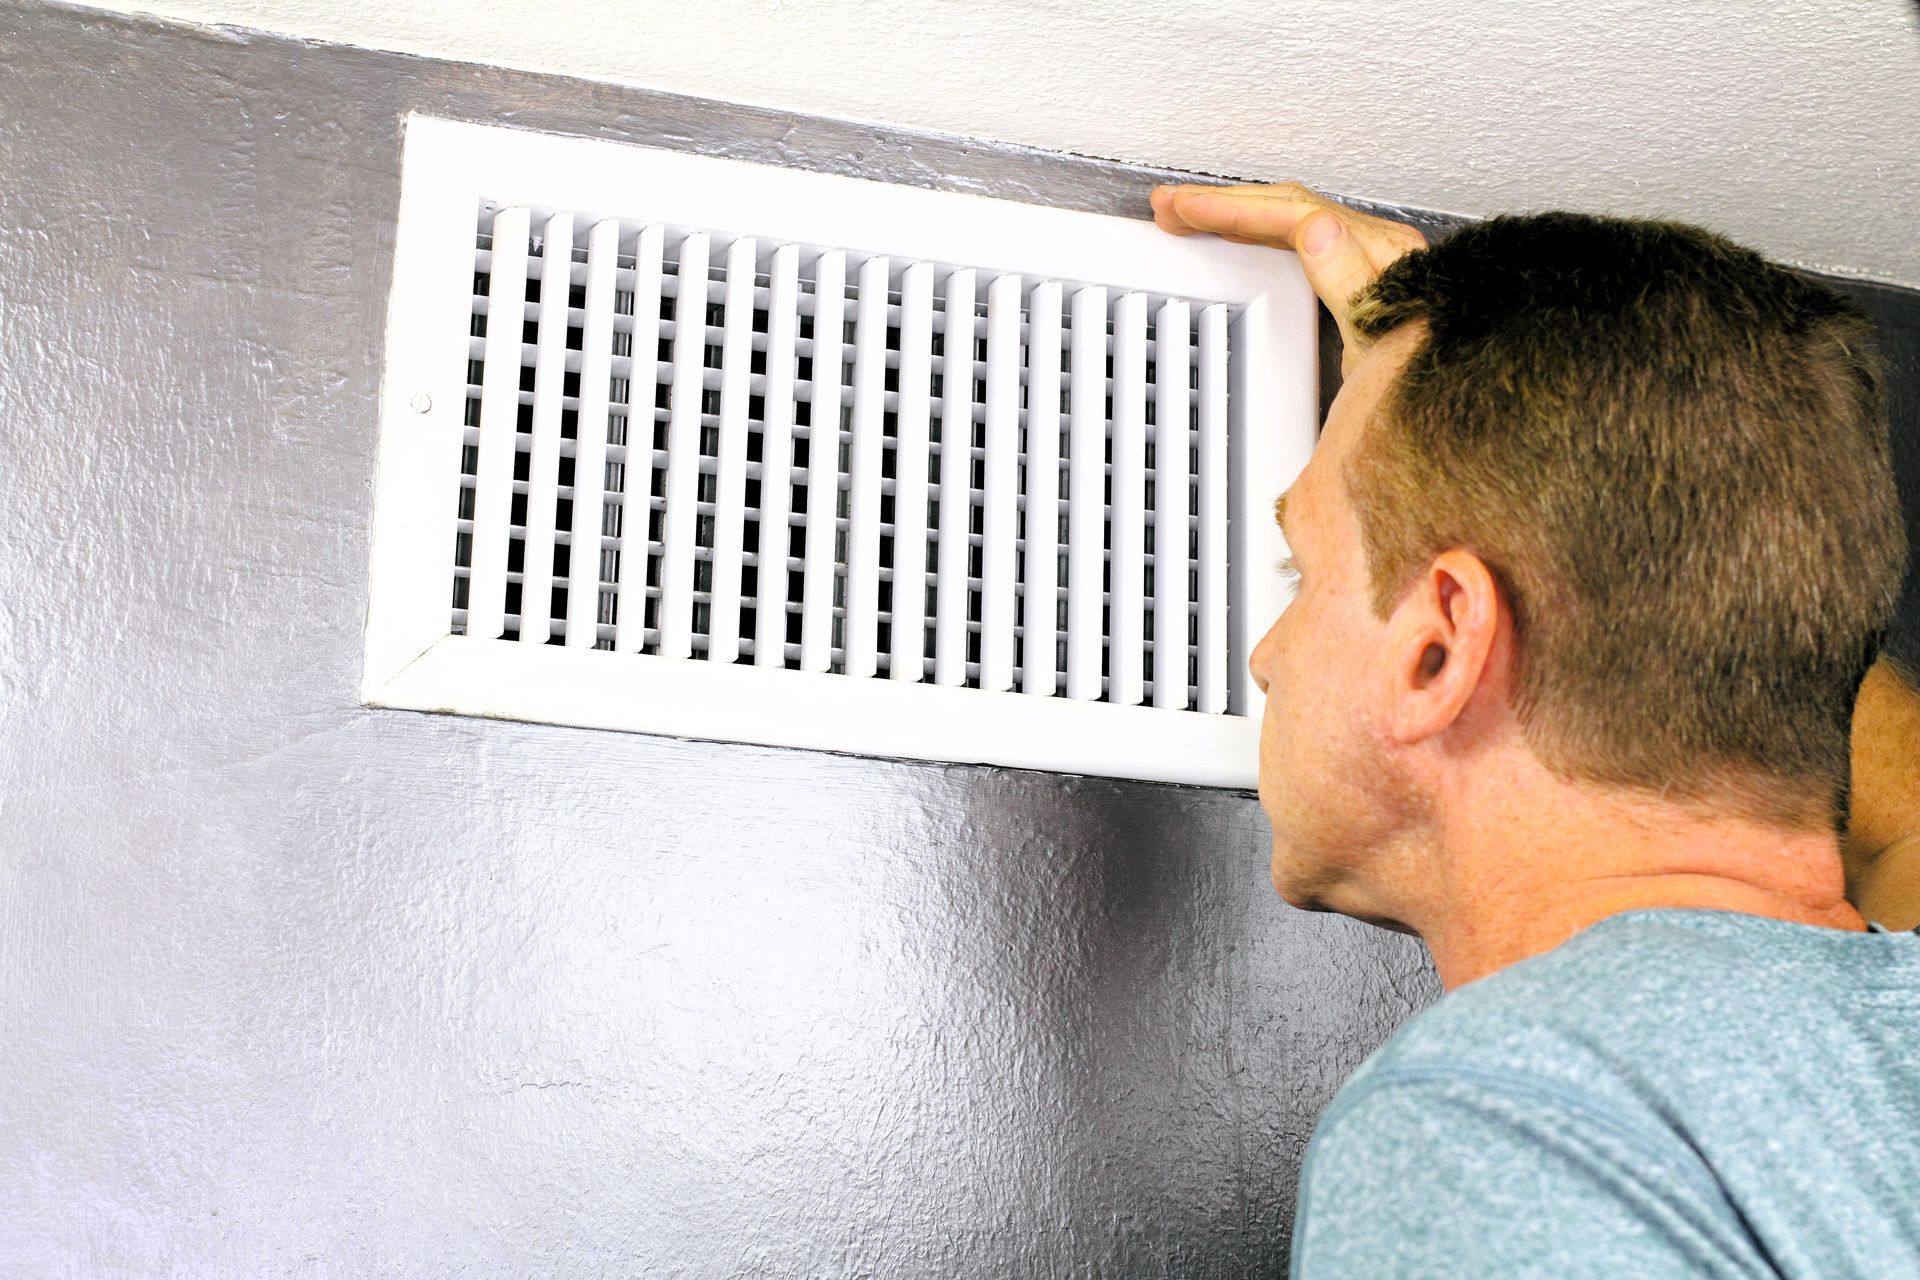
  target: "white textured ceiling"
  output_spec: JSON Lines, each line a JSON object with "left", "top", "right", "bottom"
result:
{"left": 87, "top": 0, "right": 1920, "bottom": 286}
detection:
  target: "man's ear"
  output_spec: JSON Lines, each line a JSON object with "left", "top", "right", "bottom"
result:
{"left": 1386, "top": 549, "right": 1505, "bottom": 746}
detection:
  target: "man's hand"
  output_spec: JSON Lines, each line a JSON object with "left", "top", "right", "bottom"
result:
{"left": 1150, "top": 182, "right": 1426, "bottom": 376}
{"left": 1845, "top": 658, "right": 1920, "bottom": 930}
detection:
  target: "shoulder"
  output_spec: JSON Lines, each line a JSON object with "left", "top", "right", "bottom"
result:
{"left": 1293, "top": 1030, "right": 1761, "bottom": 1276}
{"left": 1349, "top": 910, "right": 1762, "bottom": 1095}
{"left": 1293, "top": 911, "right": 1920, "bottom": 1277}
{"left": 1291, "top": 917, "right": 1773, "bottom": 1276}
{"left": 1366, "top": 906, "right": 1920, "bottom": 1087}
{"left": 1313, "top": 913, "right": 1734, "bottom": 1199}
{"left": 1302, "top": 911, "right": 1770, "bottom": 1226}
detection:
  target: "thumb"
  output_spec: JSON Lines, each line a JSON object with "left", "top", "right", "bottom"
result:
{"left": 1295, "top": 211, "right": 1379, "bottom": 356}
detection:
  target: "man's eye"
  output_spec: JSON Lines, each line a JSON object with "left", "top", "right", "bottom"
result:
{"left": 1275, "top": 556, "right": 1301, "bottom": 590}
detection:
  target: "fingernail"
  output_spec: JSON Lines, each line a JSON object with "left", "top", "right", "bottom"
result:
{"left": 1300, "top": 213, "right": 1343, "bottom": 256}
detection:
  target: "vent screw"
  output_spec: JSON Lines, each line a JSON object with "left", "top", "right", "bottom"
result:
{"left": 410, "top": 393, "right": 433, "bottom": 415}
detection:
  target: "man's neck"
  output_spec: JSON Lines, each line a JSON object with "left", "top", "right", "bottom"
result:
{"left": 1410, "top": 764, "right": 1864, "bottom": 990}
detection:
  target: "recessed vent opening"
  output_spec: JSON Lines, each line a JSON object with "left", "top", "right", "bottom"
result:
{"left": 451, "top": 206, "right": 1237, "bottom": 713}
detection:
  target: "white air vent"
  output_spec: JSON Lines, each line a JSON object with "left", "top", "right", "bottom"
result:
{"left": 365, "top": 116, "right": 1317, "bottom": 787}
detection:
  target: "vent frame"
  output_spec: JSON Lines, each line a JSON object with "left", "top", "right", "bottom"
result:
{"left": 365, "top": 115, "right": 1317, "bottom": 787}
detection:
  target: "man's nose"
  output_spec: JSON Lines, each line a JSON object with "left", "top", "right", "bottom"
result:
{"left": 1249, "top": 618, "right": 1277, "bottom": 695}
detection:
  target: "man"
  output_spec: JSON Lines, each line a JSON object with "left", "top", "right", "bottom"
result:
{"left": 1151, "top": 183, "right": 1920, "bottom": 1275}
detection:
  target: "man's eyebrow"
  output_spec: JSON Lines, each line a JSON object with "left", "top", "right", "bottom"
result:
{"left": 1274, "top": 492, "right": 1305, "bottom": 572}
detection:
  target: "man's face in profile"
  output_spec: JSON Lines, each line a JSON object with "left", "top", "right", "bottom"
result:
{"left": 1251, "top": 325, "right": 1428, "bottom": 921}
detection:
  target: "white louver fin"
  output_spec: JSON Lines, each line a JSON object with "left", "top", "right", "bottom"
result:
{"left": 366, "top": 116, "right": 1318, "bottom": 788}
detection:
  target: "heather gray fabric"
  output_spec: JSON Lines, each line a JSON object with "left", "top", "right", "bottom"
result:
{"left": 1291, "top": 908, "right": 1920, "bottom": 1278}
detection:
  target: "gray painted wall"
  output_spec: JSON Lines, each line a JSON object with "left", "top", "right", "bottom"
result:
{"left": 0, "top": 4, "right": 1440, "bottom": 1274}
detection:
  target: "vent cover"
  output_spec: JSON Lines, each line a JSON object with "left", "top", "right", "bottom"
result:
{"left": 366, "top": 117, "right": 1318, "bottom": 788}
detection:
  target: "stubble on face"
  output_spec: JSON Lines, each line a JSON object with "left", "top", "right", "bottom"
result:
{"left": 1254, "top": 330, "right": 1432, "bottom": 921}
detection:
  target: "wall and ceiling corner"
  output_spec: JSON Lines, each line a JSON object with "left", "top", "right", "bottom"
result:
{"left": 47, "top": 0, "right": 1920, "bottom": 292}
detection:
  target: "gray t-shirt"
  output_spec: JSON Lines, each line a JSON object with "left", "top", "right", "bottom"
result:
{"left": 1291, "top": 908, "right": 1920, "bottom": 1278}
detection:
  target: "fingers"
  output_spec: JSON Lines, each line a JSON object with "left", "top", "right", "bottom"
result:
{"left": 1293, "top": 211, "right": 1386, "bottom": 372}
{"left": 1154, "top": 182, "right": 1423, "bottom": 266}
{"left": 1148, "top": 185, "right": 1195, "bottom": 235}
{"left": 1151, "top": 181, "right": 1427, "bottom": 375}
{"left": 1152, "top": 182, "right": 1324, "bottom": 246}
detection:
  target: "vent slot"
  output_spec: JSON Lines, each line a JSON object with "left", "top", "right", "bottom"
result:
{"left": 366, "top": 117, "right": 1318, "bottom": 788}
{"left": 452, "top": 208, "right": 1234, "bottom": 712}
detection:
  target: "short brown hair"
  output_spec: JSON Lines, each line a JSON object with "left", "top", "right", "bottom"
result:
{"left": 1345, "top": 213, "right": 1906, "bottom": 828}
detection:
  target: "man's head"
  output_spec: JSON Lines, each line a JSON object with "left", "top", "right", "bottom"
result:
{"left": 1253, "top": 212, "right": 1907, "bottom": 915}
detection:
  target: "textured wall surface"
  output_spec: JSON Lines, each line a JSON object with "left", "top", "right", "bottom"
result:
{"left": 0, "top": 4, "right": 1442, "bottom": 1275}
{"left": 59, "top": 0, "right": 1920, "bottom": 290}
